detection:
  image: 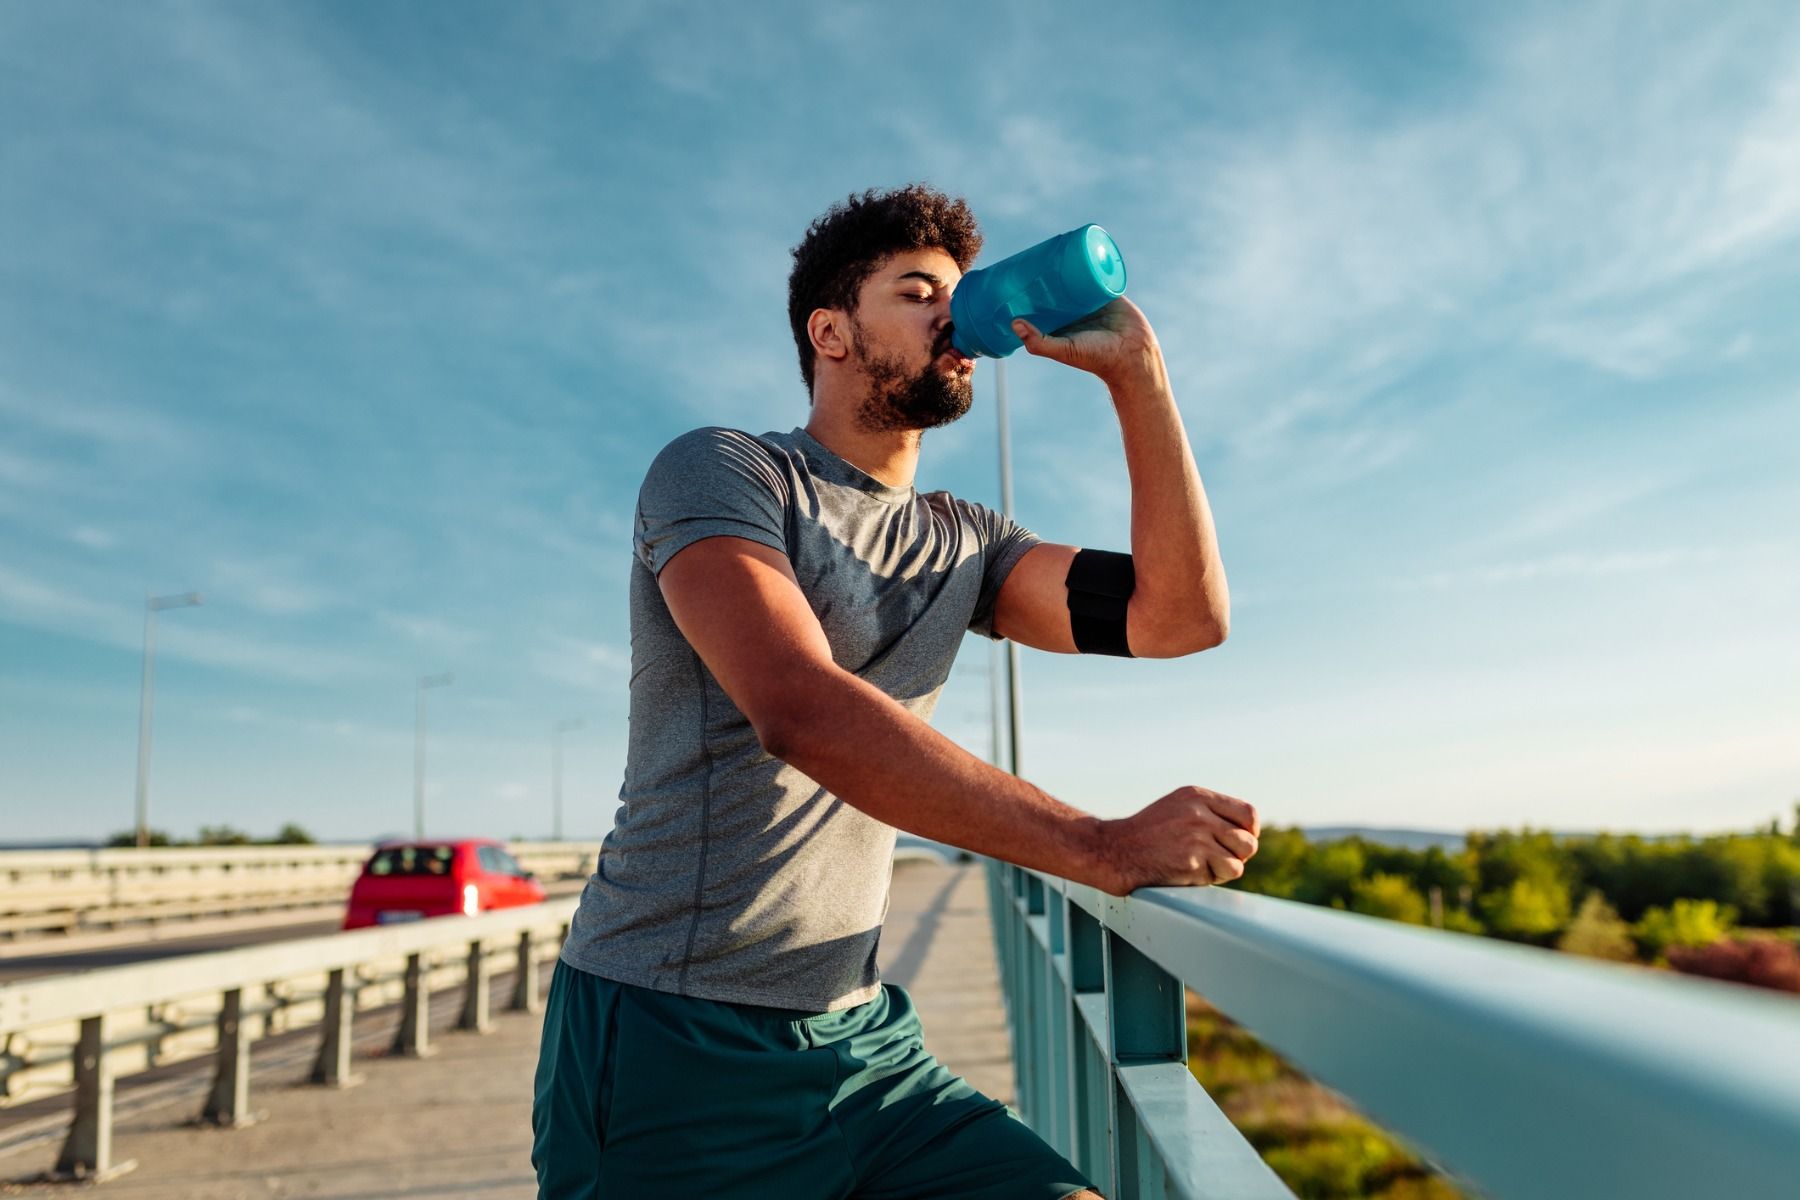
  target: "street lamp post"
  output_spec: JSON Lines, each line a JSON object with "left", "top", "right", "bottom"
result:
{"left": 551, "top": 718, "right": 585, "bottom": 841}
{"left": 134, "top": 591, "right": 202, "bottom": 850}
{"left": 413, "top": 673, "right": 454, "bottom": 840}
{"left": 995, "top": 360, "right": 1024, "bottom": 777}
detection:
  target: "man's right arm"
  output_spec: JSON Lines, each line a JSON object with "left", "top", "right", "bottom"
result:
{"left": 657, "top": 535, "right": 1259, "bottom": 896}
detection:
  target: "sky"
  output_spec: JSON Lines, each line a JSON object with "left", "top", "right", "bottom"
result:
{"left": 1, "top": 1, "right": 1796, "bottom": 845}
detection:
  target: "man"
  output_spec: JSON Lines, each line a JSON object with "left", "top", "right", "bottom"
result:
{"left": 533, "top": 184, "right": 1258, "bottom": 1199}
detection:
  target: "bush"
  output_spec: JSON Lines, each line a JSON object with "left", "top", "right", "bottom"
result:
{"left": 106, "top": 829, "right": 173, "bottom": 847}
{"left": 1556, "top": 892, "right": 1637, "bottom": 962}
{"left": 1480, "top": 876, "right": 1571, "bottom": 943}
{"left": 1667, "top": 937, "right": 1800, "bottom": 993}
{"left": 1633, "top": 899, "right": 1736, "bottom": 962}
{"left": 1349, "top": 873, "right": 1429, "bottom": 925}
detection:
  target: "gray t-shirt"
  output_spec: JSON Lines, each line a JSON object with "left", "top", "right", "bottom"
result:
{"left": 559, "top": 426, "right": 1040, "bottom": 1012}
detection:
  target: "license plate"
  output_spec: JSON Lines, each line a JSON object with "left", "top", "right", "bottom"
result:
{"left": 377, "top": 910, "right": 423, "bottom": 924}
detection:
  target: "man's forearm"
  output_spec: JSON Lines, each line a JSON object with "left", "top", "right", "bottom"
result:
{"left": 1109, "top": 359, "right": 1229, "bottom": 655}
{"left": 760, "top": 661, "right": 1122, "bottom": 893}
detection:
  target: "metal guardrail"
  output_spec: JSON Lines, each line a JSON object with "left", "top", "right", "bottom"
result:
{"left": 0, "top": 897, "right": 579, "bottom": 1182}
{"left": 0, "top": 842, "right": 601, "bottom": 940}
{"left": 988, "top": 860, "right": 1800, "bottom": 1200}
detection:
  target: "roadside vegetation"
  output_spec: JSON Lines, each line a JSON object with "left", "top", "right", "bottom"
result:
{"left": 105, "top": 822, "right": 317, "bottom": 847}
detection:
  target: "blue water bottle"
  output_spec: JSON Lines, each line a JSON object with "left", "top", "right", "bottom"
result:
{"left": 949, "top": 224, "right": 1128, "bottom": 359}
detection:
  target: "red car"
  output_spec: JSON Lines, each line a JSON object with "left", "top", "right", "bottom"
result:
{"left": 342, "top": 838, "right": 548, "bottom": 929}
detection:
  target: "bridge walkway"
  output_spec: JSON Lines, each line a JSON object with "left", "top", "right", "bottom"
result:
{"left": 0, "top": 860, "right": 1007, "bottom": 1198}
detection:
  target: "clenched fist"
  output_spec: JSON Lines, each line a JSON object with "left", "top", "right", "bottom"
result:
{"left": 1096, "top": 786, "right": 1260, "bottom": 896}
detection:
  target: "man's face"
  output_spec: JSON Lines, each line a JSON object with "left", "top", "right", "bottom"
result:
{"left": 845, "top": 248, "right": 976, "bottom": 433}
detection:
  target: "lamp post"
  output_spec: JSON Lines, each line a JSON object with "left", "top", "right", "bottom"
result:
{"left": 551, "top": 718, "right": 585, "bottom": 841}
{"left": 134, "top": 591, "right": 203, "bottom": 849}
{"left": 995, "top": 360, "right": 1024, "bottom": 777}
{"left": 413, "top": 672, "right": 454, "bottom": 840}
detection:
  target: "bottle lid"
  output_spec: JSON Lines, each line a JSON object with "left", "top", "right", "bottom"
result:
{"left": 1082, "top": 225, "right": 1128, "bottom": 297}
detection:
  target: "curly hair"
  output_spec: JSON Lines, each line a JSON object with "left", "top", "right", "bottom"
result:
{"left": 787, "top": 184, "right": 983, "bottom": 394}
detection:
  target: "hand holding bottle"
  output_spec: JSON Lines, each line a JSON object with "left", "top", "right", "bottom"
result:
{"left": 1011, "top": 296, "right": 1167, "bottom": 393}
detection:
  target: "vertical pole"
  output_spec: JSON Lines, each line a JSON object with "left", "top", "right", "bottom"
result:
{"left": 459, "top": 938, "right": 492, "bottom": 1032}
{"left": 311, "top": 967, "right": 362, "bottom": 1087}
{"left": 413, "top": 686, "right": 427, "bottom": 841}
{"left": 55, "top": 1015, "right": 136, "bottom": 1180}
{"left": 393, "top": 952, "right": 436, "bottom": 1058}
{"left": 133, "top": 601, "right": 156, "bottom": 850}
{"left": 995, "top": 360, "right": 1024, "bottom": 777}
{"left": 202, "top": 987, "right": 256, "bottom": 1127}
{"left": 510, "top": 929, "right": 541, "bottom": 1013}
{"left": 552, "top": 724, "right": 564, "bottom": 842}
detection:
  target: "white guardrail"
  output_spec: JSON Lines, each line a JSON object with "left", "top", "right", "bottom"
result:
{"left": 0, "top": 897, "right": 579, "bottom": 1182}
{"left": 988, "top": 860, "right": 1800, "bottom": 1200}
{"left": 0, "top": 842, "right": 602, "bottom": 940}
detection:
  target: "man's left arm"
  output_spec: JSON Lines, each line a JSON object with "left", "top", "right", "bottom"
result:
{"left": 991, "top": 297, "right": 1229, "bottom": 660}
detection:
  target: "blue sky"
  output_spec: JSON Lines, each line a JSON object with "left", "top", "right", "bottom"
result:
{"left": 2, "top": 1, "right": 1796, "bottom": 844}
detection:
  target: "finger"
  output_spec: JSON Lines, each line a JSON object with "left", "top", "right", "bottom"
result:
{"left": 1207, "top": 792, "right": 1258, "bottom": 835}
{"left": 1210, "top": 855, "right": 1246, "bottom": 884}
{"left": 1212, "top": 826, "right": 1258, "bottom": 861}
{"left": 1011, "top": 318, "right": 1063, "bottom": 361}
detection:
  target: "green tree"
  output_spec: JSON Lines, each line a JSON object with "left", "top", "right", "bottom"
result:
{"left": 1480, "top": 876, "right": 1571, "bottom": 943}
{"left": 1556, "top": 891, "right": 1636, "bottom": 961}
{"left": 266, "top": 822, "right": 316, "bottom": 845}
{"left": 1233, "top": 827, "right": 1310, "bottom": 899}
{"left": 196, "top": 823, "right": 252, "bottom": 846}
{"left": 1349, "top": 873, "right": 1429, "bottom": 925}
{"left": 1295, "top": 840, "right": 1366, "bottom": 909}
{"left": 1633, "top": 899, "right": 1736, "bottom": 962}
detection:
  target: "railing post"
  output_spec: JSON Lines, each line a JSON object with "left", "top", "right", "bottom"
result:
{"left": 310, "top": 967, "right": 363, "bottom": 1088}
{"left": 1104, "top": 929, "right": 1186, "bottom": 1200}
{"left": 458, "top": 937, "right": 492, "bottom": 1032}
{"left": 1019, "top": 875, "right": 1047, "bottom": 1125}
{"left": 201, "top": 987, "right": 257, "bottom": 1127}
{"left": 52, "top": 1014, "right": 136, "bottom": 1181}
{"left": 392, "top": 952, "right": 436, "bottom": 1058}
{"left": 510, "top": 929, "right": 541, "bottom": 1013}
{"left": 1043, "top": 883, "right": 1072, "bottom": 1159}
{"left": 1067, "top": 901, "right": 1108, "bottom": 1181}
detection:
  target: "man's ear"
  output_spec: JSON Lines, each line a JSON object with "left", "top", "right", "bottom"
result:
{"left": 808, "top": 308, "right": 851, "bottom": 366}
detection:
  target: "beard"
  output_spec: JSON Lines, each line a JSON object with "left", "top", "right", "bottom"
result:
{"left": 851, "top": 324, "right": 973, "bottom": 434}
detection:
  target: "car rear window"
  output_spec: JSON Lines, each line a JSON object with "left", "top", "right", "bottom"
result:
{"left": 366, "top": 844, "right": 457, "bottom": 877}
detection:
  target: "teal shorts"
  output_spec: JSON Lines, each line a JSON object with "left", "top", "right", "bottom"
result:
{"left": 532, "top": 960, "right": 1094, "bottom": 1199}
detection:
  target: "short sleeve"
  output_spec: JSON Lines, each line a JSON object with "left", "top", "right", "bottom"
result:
{"left": 956, "top": 498, "right": 1042, "bottom": 639}
{"left": 634, "top": 428, "right": 791, "bottom": 576}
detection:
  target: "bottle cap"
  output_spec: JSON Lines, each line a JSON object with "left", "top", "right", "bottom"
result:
{"left": 1079, "top": 225, "right": 1128, "bottom": 297}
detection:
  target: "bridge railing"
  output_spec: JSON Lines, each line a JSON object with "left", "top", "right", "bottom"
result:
{"left": 987, "top": 860, "right": 1800, "bottom": 1200}
{"left": 0, "top": 897, "right": 578, "bottom": 1182}
{"left": 0, "top": 842, "right": 601, "bottom": 940}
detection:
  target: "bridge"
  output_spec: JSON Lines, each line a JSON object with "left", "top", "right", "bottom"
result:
{"left": 2, "top": 851, "right": 1797, "bottom": 1197}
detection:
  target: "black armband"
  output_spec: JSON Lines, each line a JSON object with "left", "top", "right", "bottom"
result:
{"left": 1066, "top": 549, "right": 1135, "bottom": 657}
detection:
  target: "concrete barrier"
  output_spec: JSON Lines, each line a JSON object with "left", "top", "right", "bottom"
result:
{"left": 0, "top": 896, "right": 579, "bottom": 1181}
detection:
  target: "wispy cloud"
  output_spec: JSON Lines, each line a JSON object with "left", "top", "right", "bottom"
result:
{"left": 531, "top": 634, "right": 630, "bottom": 691}
{"left": 1398, "top": 548, "right": 1724, "bottom": 592}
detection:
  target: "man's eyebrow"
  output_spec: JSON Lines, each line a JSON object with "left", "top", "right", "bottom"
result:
{"left": 894, "top": 270, "right": 946, "bottom": 288}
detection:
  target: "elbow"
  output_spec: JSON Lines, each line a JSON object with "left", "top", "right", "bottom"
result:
{"left": 1134, "top": 606, "right": 1228, "bottom": 659}
{"left": 752, "top": 708, "right": 799, "bottom": 761}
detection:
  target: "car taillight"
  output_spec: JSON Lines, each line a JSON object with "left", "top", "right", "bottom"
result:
{"left": 461, "top": 883, "right": 480, "bottom": 916}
